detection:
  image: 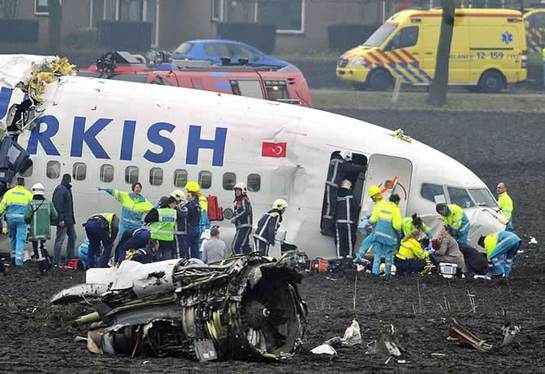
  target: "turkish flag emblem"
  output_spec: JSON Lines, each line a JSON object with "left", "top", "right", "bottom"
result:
{"left": 262, "top": 141, "right": 287, "bottom": 158}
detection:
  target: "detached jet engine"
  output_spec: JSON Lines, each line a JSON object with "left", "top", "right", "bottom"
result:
{"left": 50, "top": 255, "right": 307, "bottom": 361}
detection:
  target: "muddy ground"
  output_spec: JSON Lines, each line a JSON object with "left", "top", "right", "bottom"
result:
{"left": 1, "top": 109, "right": 544, "bottom": 373}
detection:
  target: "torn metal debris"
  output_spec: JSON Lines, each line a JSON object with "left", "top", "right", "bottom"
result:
{"left": 51, "top": 255, "right": 307, "bottom": 362}
{"left": 448, "top": 321, "right": 492, "bottom": 351}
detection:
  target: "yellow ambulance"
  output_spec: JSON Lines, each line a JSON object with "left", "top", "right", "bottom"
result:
{"left": 336, "top": 8, "right": 527, "bottom": 92}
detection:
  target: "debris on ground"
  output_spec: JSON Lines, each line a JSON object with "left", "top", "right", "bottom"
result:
{"left": 501, "top": 308, "right": 521, "bottom": 347}
{"left": 365, "top": 324, "right": 402, "bottom": 357}
{"left": 310, "top": 344, "right": 337, "bottom": 357}
{"left": 528, "top": 236, "right": 538, "bottom": 245}
{"left": 448, "top": 321, "right": 492, "bottom": 351}
{"left": 341, "top": 319, "right": 362, "bottom": 346}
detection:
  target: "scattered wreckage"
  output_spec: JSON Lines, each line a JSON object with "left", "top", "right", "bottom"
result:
{"left": 50, "top": 255, "right": 308, "bottom": 362}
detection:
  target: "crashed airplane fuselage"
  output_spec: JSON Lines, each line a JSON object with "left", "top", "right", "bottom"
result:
{"left": 51, "top": 255, "right": 308, "bottom": 361}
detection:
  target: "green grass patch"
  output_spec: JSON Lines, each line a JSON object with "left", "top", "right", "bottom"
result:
{"left": 312, "top": 89, "right": 545, "bottom": 112}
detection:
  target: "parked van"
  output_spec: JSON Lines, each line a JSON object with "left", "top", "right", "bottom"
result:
{"left": 336, "top": 9, "right": 527, "bottom": 92}
{"left": 523, "top": 8, "right": 545, "bottom": 53}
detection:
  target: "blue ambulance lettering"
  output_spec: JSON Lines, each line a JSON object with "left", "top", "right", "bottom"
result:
{"left": 26, "top": 115, "right": 228, "bottom": 166}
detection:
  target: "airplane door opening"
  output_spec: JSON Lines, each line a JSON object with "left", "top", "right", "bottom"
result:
{"left": 320, "top": 151, "right": 367, "bottom": 237}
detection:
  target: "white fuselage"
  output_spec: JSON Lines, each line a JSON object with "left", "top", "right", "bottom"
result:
{"left": 11, "top": 75, "right": 505, "bottom": 258}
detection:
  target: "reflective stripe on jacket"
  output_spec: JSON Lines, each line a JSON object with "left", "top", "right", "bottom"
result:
{"left": 0, "top": 185, "right": 32, "bottom": 222}
{"left": 396, "top": 237, "right": 428, "bottom": 260}
{"left": 484, "top": 231, "right": 521, "bottom": 260}
{"left": 150, "top": 208, "right": 176, "bottom": 241}
{"left": 370, "top": 200, "right": 402, "bottom": 245}
{"left": 107, "top": 189, "right": 153, "bottom": 226}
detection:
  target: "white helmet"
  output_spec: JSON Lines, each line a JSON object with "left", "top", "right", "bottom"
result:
{"left": 234, "top": 182, "right": 248, "bottom": 194}
{"left": 170, "top": 189, "right": 185, "bottom": 203}
{"left": 272, "top": 198, "right": 288, "bottom": 211}
{"left": 341, "top": 179, "right": 352, "bottom": 190}
{"left": 339, "top": 150, "right": 352, "bottom": 161}
{"left": 32, "top": 183, "right": 45, "bottom": 195}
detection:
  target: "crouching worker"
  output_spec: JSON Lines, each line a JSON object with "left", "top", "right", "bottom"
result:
{"left": 436, "top": 203, "right": 470, "bottom": 246}
{"left": 115, "top": 227, "right": 151, "bottom": 263}
{"left": 144, "top": 196, "right": 178, "bottom": 261}
{"left": 478, "top": 231, "right": 521, "bottom": 278}
{"left": 394, "top": 229, "right": 430, "bottom": 275}
{"left": 254, "top": 199, "right": 288, "bottom": 256}
{"left": 126, "top": 239, "right": 159, "bottom": 264}
{"left": 431, "top": 226, "right": 466, "bottom": 274}
{"left": 84, "top": 213, "right": 119, "bottom": 268}
{"left": 24, "top": 183, "right": 58, "bottom": 273}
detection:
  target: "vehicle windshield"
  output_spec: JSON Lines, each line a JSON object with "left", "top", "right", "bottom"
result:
{"left": 363, "top": 23, "right": 397, "bottom": 47}
{"left": 469, "top": 188, "right": 498, "bottom": 207}
{"left": 174, "top": 42, "right": 193, "bottom": 55}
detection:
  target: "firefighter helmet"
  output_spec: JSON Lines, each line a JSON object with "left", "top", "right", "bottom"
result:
{"left": 234, "top": 182, "right": 248, "bottom": 194}
{"left": 272, "top": 198, "right": 288, "bottom": 211}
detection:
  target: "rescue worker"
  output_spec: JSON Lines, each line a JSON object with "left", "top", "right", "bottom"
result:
{"left": 52, "top": 174, "right": 77, "bottom": 266}
{"left": 254, "top": 199, "right": 288, "bottom": 256}
{"left": 322, "top": 151, "right": 363, "bottom": 234}
{"left": 0, "top": 177, "right": 32, "bottom": 267}
{"left": 115, "top": 227, "right": 151, "bottom": 263}
{"left": 199, "top": 194, "right": 210, "bottom": 244}
{"left": 171, "top": 190, "right": 189, "bottom": 258}
{"left": 478, "top": 231, "right": 521, "bottom": 278}
{"left": 435, "top": 203, "right": 471, "bottom": 247}
{"left": 84, "top": 212, "right": 119, "bottom": 268}
{"left": 144, "top": 196, "right": 178, "bottom": 261}
{"left": 431, "top": 226, "right": 466, "bottom": 273}
{"left": 354, "top": 185, "right": 383, "bottom": 263}
{"left": 231, "top": 182, "right": 253, "bottom": 254}
{"left": 402, "top": 213, "right": 431, "bottom": 240}
{"left": 394, "top": 229, "right": 430, "bottom": 275}
{"left": 128, "top": 239, "right": 159, "bottom": 264}
{"left": 24, "top": 183, "right": 58, "bottom": 273}
{"left": 185, "top": 182, "right": 202, "bottom": 259}
{"left": 98, "top": 182, "right": 153, "bottom": 238}
{"left": 369, "top": 191, "right": 402, "bottom": 276}
{"left": 496, "top": 182, "right": 514, "bottom": 231}
{"left": 335, "top": 180, "right": 358, "bottom": 259}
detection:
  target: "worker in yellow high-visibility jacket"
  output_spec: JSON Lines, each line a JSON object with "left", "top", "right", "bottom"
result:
{"left": 0, "top": 178, "right": 32, "bottom": 267}
{"left": 496, "top": 182, "right": 514, "bottom": 231}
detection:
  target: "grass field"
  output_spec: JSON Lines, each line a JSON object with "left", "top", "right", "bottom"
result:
{"left": 312, "top": 89, "right": 545, "bottom": 112}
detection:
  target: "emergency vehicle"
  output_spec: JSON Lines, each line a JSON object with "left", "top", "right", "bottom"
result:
{"left": 523, "top": 8, "right": 545, "bottom": 53}
{"left": 123, "top": 67, "right": 312, "bottom": 108}
{"left": 336, "top": 8, "right": 528, "bottom": 92}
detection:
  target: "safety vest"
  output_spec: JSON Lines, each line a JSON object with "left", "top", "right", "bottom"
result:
{"left": 497, "top": 192, "right": 513, "bottom": 221}
{"left": 483, "top": 232, "right": 499, "bottom": 259}
{"left": 442, "top": 204, "right": 468, "bottom": 231}
{"left": 370, "top": 200, "right": 402, "bottom": 245}
{"left": 150, "top": 208, "right": 176, "bottom": 241}
{"left": 111, "top": 189, "right": 153, "bottom": 226}
{"left": 396, "top": 237, "right": 428, "bottom": 260}
{"left": 0, "top": 185, "right": 33, "bottom": 221}
{"left": 91, "top": 212, "right": 115, "bottom": 232}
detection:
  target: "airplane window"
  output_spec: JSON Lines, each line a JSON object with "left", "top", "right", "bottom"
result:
{"left": 174, "top": 169, "right": 188, "bottom": 187}
{"left": 223, "top": 172, "right": 236, "bottom": 190}
{"left": 21, "top": 165, "right": 33, "bottom": 177}
{"left": 149, "top": 167, "right": 163, "bottom": 186}
{"left": 468, "top": 188, "right": 498, "bottom": 208}
{"left": 100, "top": 164, "right": 114, "bottom": 183}
{"left": 125, "top": 166, "right": 139, "bottom": 185}
{"left": 46, "top": 161, "right": 60, "bottom": 179}
{"left": 199, "top": 171, "right": 212, "bottom": 189}
{"left": 421, "top": 183, "right": 445, "bottom": 204}
{"left": 447, "top": 187, "right": 475, "bottom": 208}
{"left": 247, "top": 173, "right": 261, "bottom": 192}
{"left": 73, "top": 162, "right": 87, "bottom": 181}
